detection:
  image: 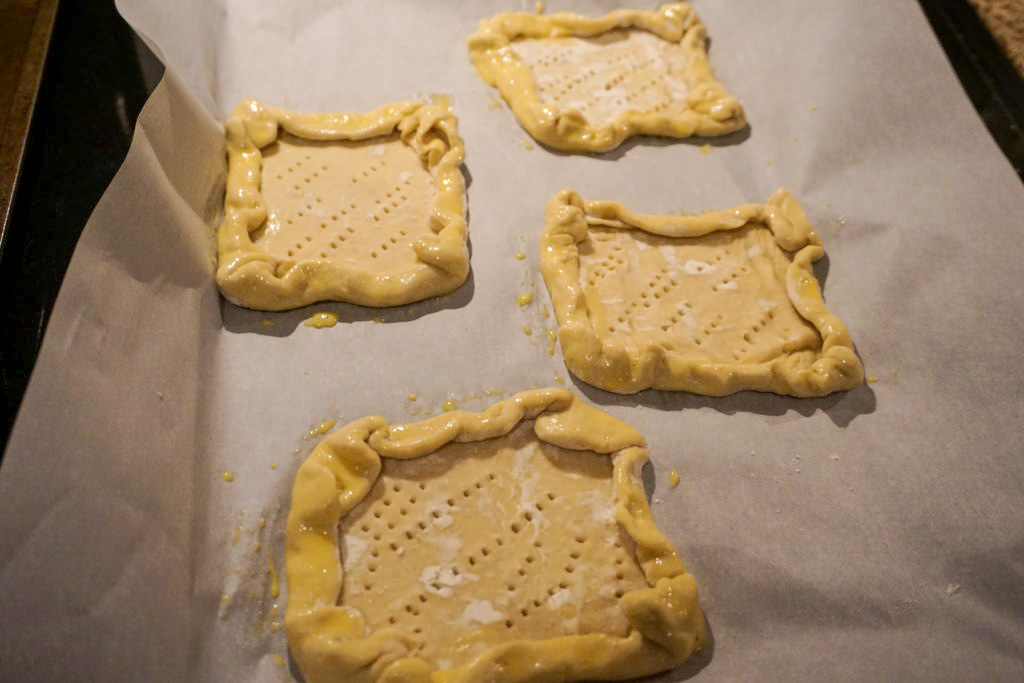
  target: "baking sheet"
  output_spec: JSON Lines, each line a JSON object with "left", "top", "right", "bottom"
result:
{"left": 2, "top": 0, "right": 1023, "bottom": 680}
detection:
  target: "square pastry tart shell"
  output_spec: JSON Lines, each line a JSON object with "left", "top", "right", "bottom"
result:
{"left": 467, "top": 2, "right": 745, "bottom": 152}
{"left": 540, "top": 189, "right": 864, "bottom": 396}
{"left": 285, "top": 388, "right": 705, "bottom": 683}
{"left": 216, "top": 100, "right": 468, "bottom": 311}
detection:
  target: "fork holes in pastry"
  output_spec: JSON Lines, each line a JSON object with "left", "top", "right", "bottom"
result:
{"left": 511, "top": 522, "right": 521, "bottom": 533}
{"left": 570, "top": 551, "right": 580, "bottom": 560}
{"left": 504, "top": 620, "right": 513, "bottom": 629}
{"left": 468, "top": 556, "right": 477, "bottom": 566}
{"left": 319, "top": 252, "right": 327, "bottom": 258}
{"left": 525, "top": 555, "right": 535, "bottom": 564}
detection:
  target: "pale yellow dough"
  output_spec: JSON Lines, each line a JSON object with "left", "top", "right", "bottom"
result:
{"left": 285, "top": 389, "right": 705, "bottom": 683}
{"left": 467, "top": 2, "right": 745, "bottom": 152}
{"left": 216, "top": 100, "right": 468, "bottom": 310}
{"left": 540, "top": 190, "right": 864, "bottom": 396}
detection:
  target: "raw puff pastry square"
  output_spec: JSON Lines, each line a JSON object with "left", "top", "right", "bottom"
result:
{"left": 467, "top": 2, "right": 745, "bottom": 152}
{"left": 285, "top": 389, "right": 705, "bottom": 683}
{"left": 540, "top": 189, "right": 864, "bottom": 396}
{"left": 216, "top": 100, "right": 468, "bottom": 310}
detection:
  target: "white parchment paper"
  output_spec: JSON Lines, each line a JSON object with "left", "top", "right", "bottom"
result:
{"left": 2, "top": 1, "right": 1022, "bottom": 680}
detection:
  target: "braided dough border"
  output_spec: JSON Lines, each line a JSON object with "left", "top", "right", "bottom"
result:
{"left": 540, "top": 189, "right": 865, "bottom": 396}
{"left": 285, "top": 388, "right": 705, "bottom": 683}
{"left": 216, "top": 100, "right": 469, "bottom": 310}
{"left": 467, "top": 2, "right": 745, "bottom": 153}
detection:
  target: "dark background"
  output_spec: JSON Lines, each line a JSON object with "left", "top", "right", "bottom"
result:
{"left": 0, "top": 0, "right": 1021, "bottom": 454}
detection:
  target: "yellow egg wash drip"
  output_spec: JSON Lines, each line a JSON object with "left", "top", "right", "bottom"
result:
{"left": 515, "top": 252, "right": 526, "bottom": 260}
{"left": 522, "top": 325, "right": 533, "bottom": 336}
{"left": 535, "top": 0, "right": 545, "bottom": 13}
{"left": 231, "top": 526, "right": 242, "bottom": 545}
{"left": 517, "top": 292, "right": 533, "bottom": 307}
{"left": 867, "top": 376, "right": 878, "bottom": 383}
{"left": 259, "top": 319, "right": 275, "bottom": 327}
{"left": 521, "top": 138, "right": 535, "bottom": 150}
{"left": 408, "top": 393, "right": 418, "bottom": 401}
{"left": 305, "top": 311, "right": 340, "bottom": 328}
{"left": 222, "top": 472, "right": 235, "bottom": 482}
{"left": 432, "top": 94, "right": 454, "bottom": 112}
{"left": 310, "top": 419, "right": 336, "bottom": 437}
{"left": 699, "top": 144, "right": 711, "bottom": 154}
{"left": 443, "top": 398, "right": 457, "bottom": 412}
{"left": 669, "top": 470, "right": 681, "bottom": 489}
{"left": 268, "top": 551, "right": 281, "bottom": 599}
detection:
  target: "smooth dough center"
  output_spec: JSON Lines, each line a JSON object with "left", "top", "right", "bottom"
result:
{"left": 578, "top": 224, "right": 822, "bottom": 363}
{"left": 338, "top": 424, "right": 648, "bottom": 670}
{"left": 255, "top": 133, "right": 435, "bottom": 272}
{"left": 512, "top": 30, "right": 691, "bottom": 127}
